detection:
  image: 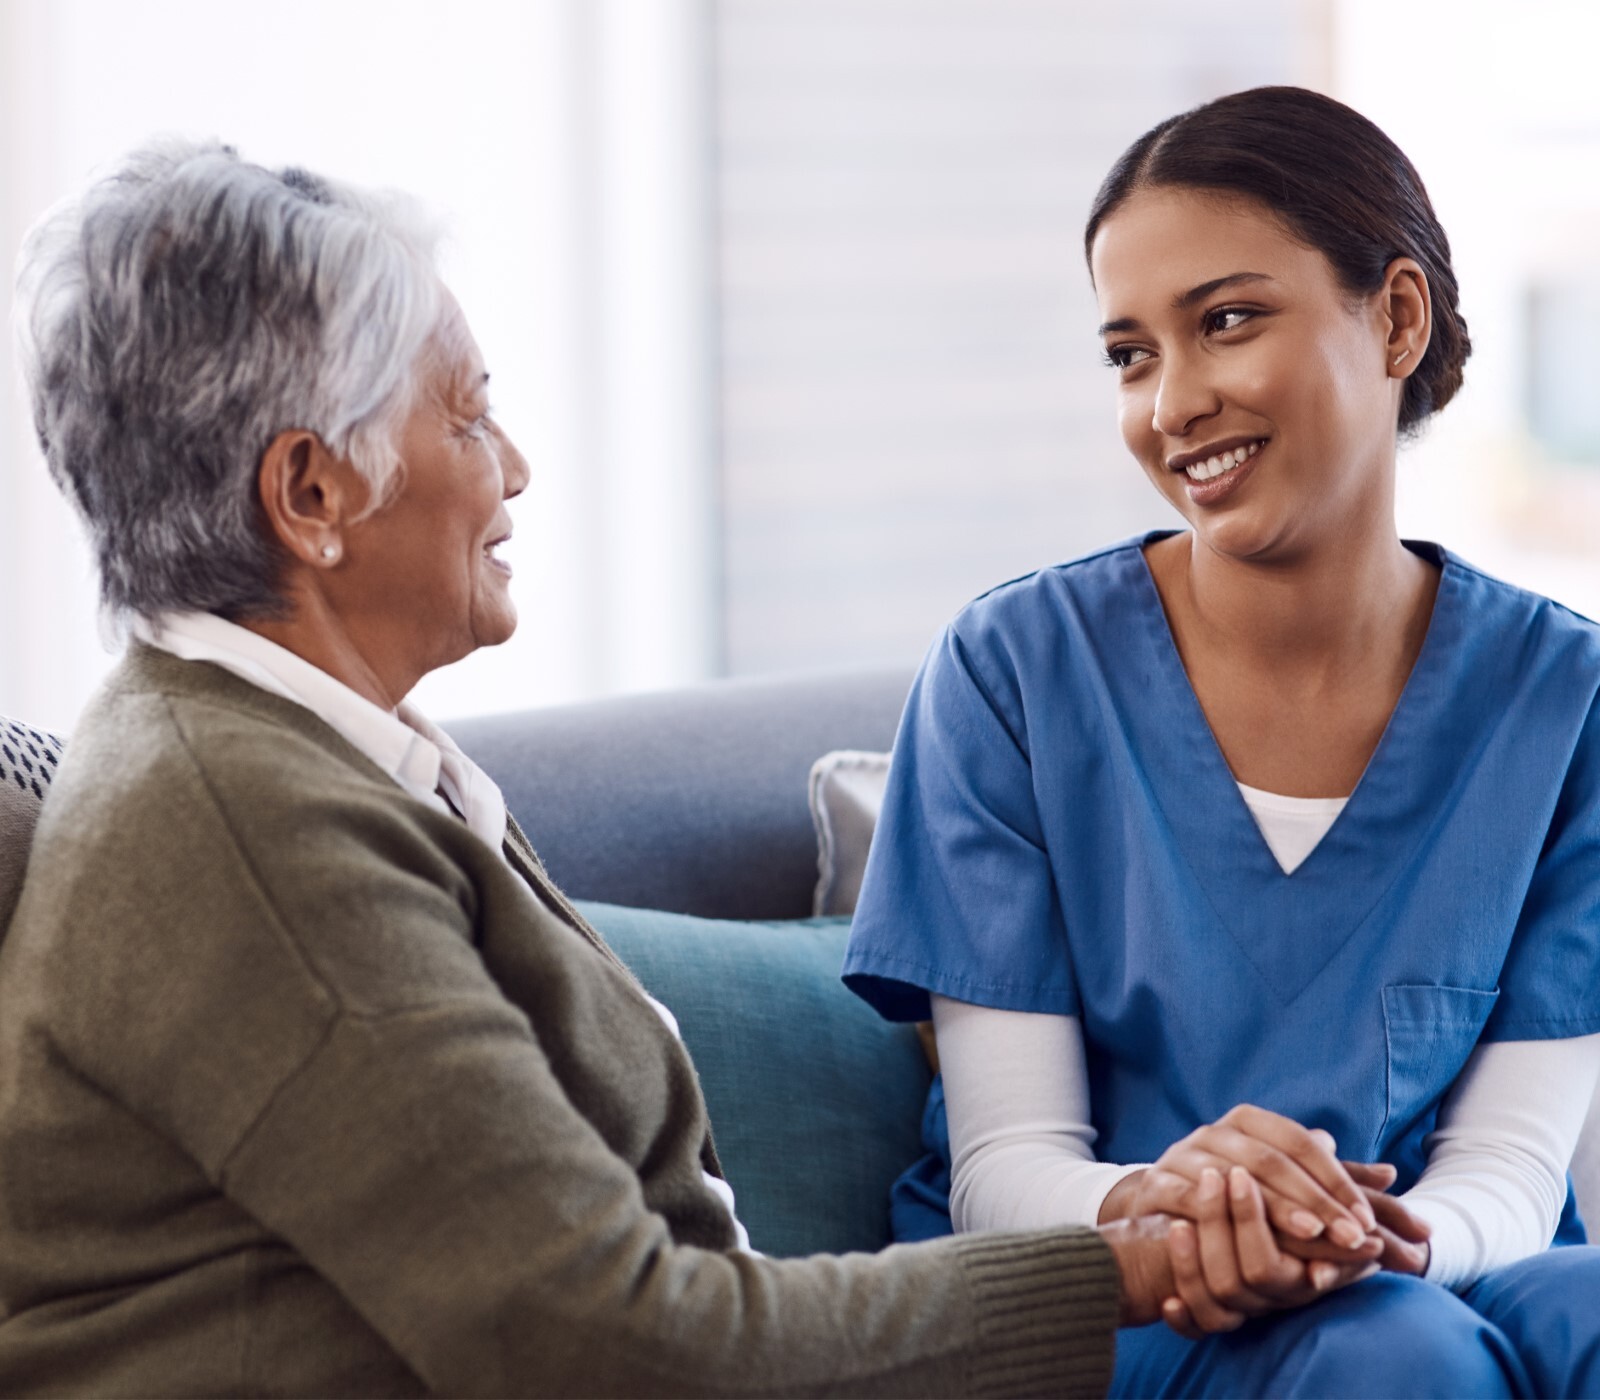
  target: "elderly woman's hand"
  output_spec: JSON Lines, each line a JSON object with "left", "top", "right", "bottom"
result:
{"left": 1103, "top": 1165, "right": 1378, "bottom": 1337}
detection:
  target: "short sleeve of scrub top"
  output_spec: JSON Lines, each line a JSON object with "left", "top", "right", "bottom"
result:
{"left": 843, "top": 596, "right": 1085, "bottom": 1025}
{"left": 1484, "top": 687, "right": 1600, "bottom": 1042}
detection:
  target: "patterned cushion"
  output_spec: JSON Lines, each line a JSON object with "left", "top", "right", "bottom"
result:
{"left": 0, "top": 717, "right": 66, "bottom": 935}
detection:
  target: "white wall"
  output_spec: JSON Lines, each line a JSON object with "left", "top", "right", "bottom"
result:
{"left": 6, "top": 0, "right": 1596, "bottom": 731}
{"left": 0, "top": 0, "right": 715, "bottom": 730}
{"left": 1335, "top": 0, "right": 1600, "bottom": 611}
{"left": 712, "top": 0, "right": 1323, "bottom": 675}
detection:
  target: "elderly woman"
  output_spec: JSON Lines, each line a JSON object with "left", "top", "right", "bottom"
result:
{"left": 0, "top": 142, "right": 1311, "bottom": 1397}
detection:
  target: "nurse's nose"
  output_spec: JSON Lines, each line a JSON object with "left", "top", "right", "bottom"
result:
{"left": 1151, "top": 352, "right": 1222, "bottom": 440}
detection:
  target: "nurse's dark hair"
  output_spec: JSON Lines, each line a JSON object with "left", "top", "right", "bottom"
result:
{"left": 1084, "top": 86, "right": 1470, "bottom": 434}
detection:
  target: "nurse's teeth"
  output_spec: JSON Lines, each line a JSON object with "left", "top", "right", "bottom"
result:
{"left": 1184, "top": 441, "right": 1263, "bottom": 482}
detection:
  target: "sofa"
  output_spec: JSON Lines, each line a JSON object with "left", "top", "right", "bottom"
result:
{"left": 3, "top": 665, "right": 1598, "bottom": 1264}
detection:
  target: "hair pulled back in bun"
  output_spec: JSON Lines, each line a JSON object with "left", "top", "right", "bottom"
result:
{"left": 1085, "top": 86, "right": 1470, "bottom": 433}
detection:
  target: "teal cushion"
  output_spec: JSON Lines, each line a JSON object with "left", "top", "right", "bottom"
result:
{"left": 575, "top": 901, "right": 930, "bottom": 1258}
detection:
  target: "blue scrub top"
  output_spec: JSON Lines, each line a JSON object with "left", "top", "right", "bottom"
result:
{"left": 844, "top": 533, "right": 1600, "bottom": 1208}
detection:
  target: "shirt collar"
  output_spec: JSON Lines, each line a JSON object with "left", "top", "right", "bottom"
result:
{"left": 132, "top": 612, "right": 507, "bottom": 854}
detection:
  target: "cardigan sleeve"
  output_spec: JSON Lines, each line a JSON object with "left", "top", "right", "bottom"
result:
{"left": 36, "top": 686, "right": 1118, "bottom": 1399}
{"left": 218, "top": 986, "right": 1118, "bottom": 1398}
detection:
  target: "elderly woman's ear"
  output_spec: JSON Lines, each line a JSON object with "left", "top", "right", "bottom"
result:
{"left": 257, "top": 429, "right": 372, "bottom": 569}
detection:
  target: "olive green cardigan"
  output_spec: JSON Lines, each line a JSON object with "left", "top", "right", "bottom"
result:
{"left": 0, "top": 647, "right": 1117, "bottom": 1397}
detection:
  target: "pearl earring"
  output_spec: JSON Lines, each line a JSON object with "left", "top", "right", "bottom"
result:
{"left": 1392, "top": 349, "right": 1412, "bottom": 367}
{"left": 320, "top": 543, "right": 339, "bottom": 561}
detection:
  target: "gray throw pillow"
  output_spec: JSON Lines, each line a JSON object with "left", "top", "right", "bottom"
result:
{"left": 807, "top": 750, "right": 890, "bottom": 917}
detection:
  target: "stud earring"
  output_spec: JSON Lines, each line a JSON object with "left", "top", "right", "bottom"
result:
{"left": 320, "top": 543, "right": 339, "bottom": 562}
{"left": 1392, "top": 349, "right": 1412, "bottom": 367}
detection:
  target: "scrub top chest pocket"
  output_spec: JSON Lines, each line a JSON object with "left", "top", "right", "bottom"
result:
{"left": 1380, "top": 983, "right": 1500, "bottom": 1163}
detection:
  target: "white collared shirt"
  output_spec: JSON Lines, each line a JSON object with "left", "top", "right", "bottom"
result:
{"left": 133, "top": 611, "right": 508, "bottom": 855}
{"left": 133, "top": 612, "right": 749, "bottom": 1250}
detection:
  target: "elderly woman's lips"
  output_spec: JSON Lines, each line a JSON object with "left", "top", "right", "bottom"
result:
{"left": 484, "top": 539, "right": 513, "bottom": 577}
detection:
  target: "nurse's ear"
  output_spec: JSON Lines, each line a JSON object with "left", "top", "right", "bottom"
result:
{"left": 1378, "top": 257, "right": 1431, "bottom": 384}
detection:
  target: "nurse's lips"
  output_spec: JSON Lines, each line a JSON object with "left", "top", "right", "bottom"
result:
{"left": 1168, "top": 437, "right": 1266, "bottom": 506}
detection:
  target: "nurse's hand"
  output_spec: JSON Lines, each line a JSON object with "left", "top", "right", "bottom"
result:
{"left": 1277, "top": 1162, "right": 1432, "bottom": 1278}
{"left": 1364, "top": 1185, "right": 1431, "bottom": 1274}
{"left": 1100, "top": 1104, "right": 1376, "bottom": 1250}
{"left": 1103, "top": 1166, "right": 1377, "bottom": 1336}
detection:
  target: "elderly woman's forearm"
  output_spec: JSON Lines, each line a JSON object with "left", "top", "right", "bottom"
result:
{"left": 223, "top": 998, "right": 1118, "bottom": 1396}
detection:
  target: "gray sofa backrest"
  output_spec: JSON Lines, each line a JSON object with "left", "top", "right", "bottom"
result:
{"left": 447, "top": 666, "right": 913, "bottom": 921}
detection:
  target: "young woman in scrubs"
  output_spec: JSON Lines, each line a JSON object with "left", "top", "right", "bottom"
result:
{"left": 844, "top": 86, "right": 1600, "bottom": 1398}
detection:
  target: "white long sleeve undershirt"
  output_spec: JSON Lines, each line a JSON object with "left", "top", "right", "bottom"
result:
{"left": 935, "top": 784, "right": 1600, "bottom": 1291}
{"left": 936, "top": 997, "right": 1600, "bottom": 1289}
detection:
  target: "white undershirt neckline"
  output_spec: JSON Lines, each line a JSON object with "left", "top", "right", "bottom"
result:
{"left": 1236, "top": 781, "right": 1348, "bottom": 874}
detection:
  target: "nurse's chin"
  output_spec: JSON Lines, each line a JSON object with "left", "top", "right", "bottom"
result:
{"left": 1184, "top": 513, "right": 1309, "bottom": 568}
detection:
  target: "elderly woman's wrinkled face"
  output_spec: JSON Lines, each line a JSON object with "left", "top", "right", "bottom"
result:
{"left": 343, "top": 302, "right": 529, "bottom": 673}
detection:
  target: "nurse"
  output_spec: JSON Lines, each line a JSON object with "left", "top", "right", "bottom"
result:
{"left": 844, "top": 86, "right": 1600, "bottom": 1398}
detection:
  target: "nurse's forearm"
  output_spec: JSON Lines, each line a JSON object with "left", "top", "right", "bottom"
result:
{"left": 932, "top": 995, "right": 1147, "bottom": 1231}
{"left": 1401, "top": 1031, "right": 1600, "bottom": 1289}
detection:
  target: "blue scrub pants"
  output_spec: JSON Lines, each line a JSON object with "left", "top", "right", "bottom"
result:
{"left": 1110, "top": 1247, "right": 1600, "bottom": 1399}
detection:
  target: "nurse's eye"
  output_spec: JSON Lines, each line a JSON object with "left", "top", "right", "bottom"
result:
{"left": 1102, "top": 344, "right": 1153, "bottom": 370}
{"left": 1202, "top": 306, "right": 1256, "bottom": 335}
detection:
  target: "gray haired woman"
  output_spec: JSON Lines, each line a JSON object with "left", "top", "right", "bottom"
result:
{"left": 0, "top": 142, "right": 1308, "bottom": 1397}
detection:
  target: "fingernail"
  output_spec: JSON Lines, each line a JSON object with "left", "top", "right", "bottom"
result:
{"left": 1229, "top": 1167, "right": 1251, "bottom": 1200}
{"left": 1331, "top": 1219, "right": 1365, "bottom": 1249}
{"left": 1291, "top": 1209, "right": 1325, "bottom": 1238}
{"left": 1357, "top": 1202, "right": 1378, "bottom": 1231}
{"left": 1199, "top": 1168, "right": 1223, "bottom": 1200}
{"left": 1312, "top": 1262, "right": 1339, "bottom": 1290}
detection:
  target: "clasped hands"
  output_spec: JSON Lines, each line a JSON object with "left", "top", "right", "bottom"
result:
{"left": 1098, "top": 1104, "right": 1431, "bottom": 1336}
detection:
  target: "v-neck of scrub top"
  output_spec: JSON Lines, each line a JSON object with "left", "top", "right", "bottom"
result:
{"left": 1122, "top": 530, "right": 1469, "bottom": 1005}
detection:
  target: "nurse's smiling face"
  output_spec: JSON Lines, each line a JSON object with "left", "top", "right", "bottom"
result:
{"left": 1090, "top": 187, "right": 1418, "bottom": 564}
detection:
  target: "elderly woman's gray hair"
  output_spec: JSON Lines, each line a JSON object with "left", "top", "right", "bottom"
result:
{"left": 13, "top": 140, "right": 444, "bottom": 621}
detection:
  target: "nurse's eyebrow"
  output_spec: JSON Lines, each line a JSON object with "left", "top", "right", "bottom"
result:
{"left": 1097, "top": 272, "right": 1273, "bottom": 336}
{"left": 1174, "top": 271, "right": 1271, "bottom": 310}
